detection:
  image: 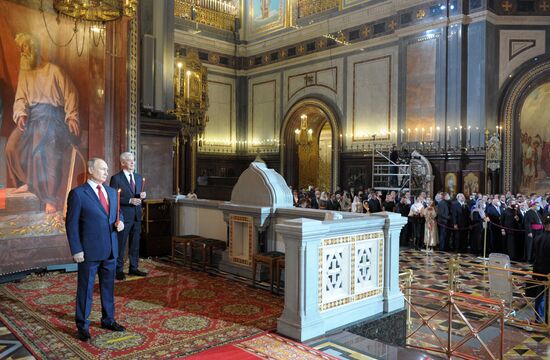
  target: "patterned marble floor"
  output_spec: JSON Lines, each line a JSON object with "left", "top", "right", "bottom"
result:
{"left": 399, "top": 248, "right": 550, "bottom": 359}
{"left": 1, "top": 249, "right": 550, "bottom": 359}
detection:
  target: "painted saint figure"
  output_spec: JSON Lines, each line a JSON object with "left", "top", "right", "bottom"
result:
{"left": 5, "top": 33, "right": 79, "bottom": 213}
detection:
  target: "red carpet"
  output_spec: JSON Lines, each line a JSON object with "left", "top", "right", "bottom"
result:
{"left": 186, "top": 332, "right": 337, "bottom": 360}
{"left": 0, "top": 260, "right": 283, "bottom": 359}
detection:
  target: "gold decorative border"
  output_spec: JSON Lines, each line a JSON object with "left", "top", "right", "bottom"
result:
{"left": 251, "top": 79, "right": 277, "bottom": 148}
{"left": 352, "top": 56, "right": 391, "bottom": 142}
{"left": 501, "top": 61, "right": 550, "bottom": 192}
{"left": 229, "top": 215, "right": 254, "bottom": 266}
{"left": 318, "top": 232, "right": 384, "bottom": 311}
{"left": 129, "top": 12, "right": 138, "bottom": 155}
{"left": 287, "top": 67, "right": 338, "bottom": 100}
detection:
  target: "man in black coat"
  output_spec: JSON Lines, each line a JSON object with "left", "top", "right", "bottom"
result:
{"left": 533, "top": 214, "right": 550, "bottom": 323}
{"left": 437, "top": 192, "right": 451, "bottom": 251}
{"left": 109, "top": 152, "right": 147, "bottom": 280}
{"left": 450, "top": 193, "right": 470, "bottom": 252}
{"left": 524, "top": 199, "right": 544, "bottom": 263}
{"left": 486, "top": 198, "right": 503, "bottom": 253}
{"left": 500, "top": 200, "right": 522, "bottom": 260}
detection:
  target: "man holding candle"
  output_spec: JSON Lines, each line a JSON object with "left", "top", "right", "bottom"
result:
{"left": 66, "top": 158, "right": 125, "bottom": 341}
{"left": 110, "top": 152, "right": 147, "bottom": 280}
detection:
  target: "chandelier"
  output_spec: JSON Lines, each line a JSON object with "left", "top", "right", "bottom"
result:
{"left": 53, "top": 0, "right": 138, "bottom": 23}
{"left": 42, "top": 0, "right": 138, "bottom": 56}
{"left": 295, "top": 114, "right": 313, "bottom": 146}
{"left": 170, "top": 49, "right": 209, "bottom": 138}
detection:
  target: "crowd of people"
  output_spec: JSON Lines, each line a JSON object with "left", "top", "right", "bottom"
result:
{"left": 292, "top": 186, "right": 550, "bottom": 262}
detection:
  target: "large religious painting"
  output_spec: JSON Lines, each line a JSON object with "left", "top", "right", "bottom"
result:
{"left": 0, "top": 0, "right": 104, "bottom": 274}
{"left": 519, "top": 82, "right": 550, "bottom": 194}
{"left": 462, "top": 171, "right": 481, "bottom": 198}
{"left": 405, "top": 37, "right": 437, "bottom": 143}
{"left": 248, "top": 0, "right": 288, "bottom": 37}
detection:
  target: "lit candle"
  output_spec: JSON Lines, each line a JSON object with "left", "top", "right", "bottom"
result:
{"left": 407, "top": 128, "right": 411, "bottom": 142}
{"left": 447, "top": 126, "right": 451, "bottom": 144}
{"left": 116, "top": 188, "right": 121, "bottom": 224}
{"left": 142, "top": 177, "right": 146, "bottom": 191}
{"left": 176, "top": 62, "right": 182, "bottom": 96}
{"left": 307, "top": 128, "right": 313, "bottom": 142}
{"left": 400, "top": 129, "right": 404, "bottom": 143}
{"left": 459, "top": 125, "right": 462, "bottom": 145}
{"left": 467, "top": 126, "right": 471, "bottom": 147}
{"left": 414, "top": 128, "right": 419, "bottom": 142}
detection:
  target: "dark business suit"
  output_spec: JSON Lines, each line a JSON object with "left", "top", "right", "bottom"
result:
{"left": 110, "top": 171, "right": 143, "bottom": 273}
{"left": 451, "top": 201, "right": 470, "bottom": 252}
{"left": 66, "top": 182, "right": 122, "bottom": 332}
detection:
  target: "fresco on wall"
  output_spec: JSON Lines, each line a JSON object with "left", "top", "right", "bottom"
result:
{"left": 249, "top": 0, "right": 286, "bottom": 36}
{"left": 519, "top": 82, "right": 550, "bottom": 194}
{"left": 0, "top": 0, "right": 101, "bottom": 274}
{"left": 405, "top": 38, "right": 436, "bottom": 140}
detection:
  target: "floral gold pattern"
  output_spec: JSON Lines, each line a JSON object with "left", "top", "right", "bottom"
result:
{"left": 92, "top": 331, "right": 145, "bottom": 350}
{"left": 164, "top": 315, "right": 211, "bottom": 331}
{"left": 35, "top": 294, "right": 73, "bottom": 305}
{"left": 222, "top": 304, "right": 261, "bottom": 316}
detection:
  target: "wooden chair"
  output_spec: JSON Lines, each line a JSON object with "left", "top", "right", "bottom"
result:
{"left": 171, "top": 235, "right": 203, "bottom": 263}
{"left": 252, "top": 251, "right": 285, "bottom": 293}
{"left": 275, "top": 256, "right": 285, "bottom": 294}
{"left": 189, "top": 238, "right": 227, "bottom": 272}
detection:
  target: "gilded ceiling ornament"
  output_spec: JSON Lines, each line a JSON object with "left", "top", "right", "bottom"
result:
{"left": 416, "top": 8, "right": 426, "bottom": 19}
{"left": 501, "top": 0, "right": 513, "bottom": 12}
{"left": 361, "top": 25, "right": 371, "bottom": 38}
{"left": 209, "top": 53, "right": 220, "bottom": 64}
{"left": 317, "top": 38, "right": 326, "bottom": 49}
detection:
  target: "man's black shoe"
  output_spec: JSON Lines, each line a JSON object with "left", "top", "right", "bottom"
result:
{"left": 128, "top": 269, "right": 147, "bottom": 277}
{"left": 77, "top": 329, "right": 91, "bottom": 342}
{"left": 115, "top": 272, "right": 126, "bottom": 281}
{"left": 101, "top": 321, "right": 125, "bottom": 332}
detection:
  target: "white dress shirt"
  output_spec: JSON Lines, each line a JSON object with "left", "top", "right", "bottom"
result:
{"left": 87, "top": 179, "right": 109, "bottom": 205}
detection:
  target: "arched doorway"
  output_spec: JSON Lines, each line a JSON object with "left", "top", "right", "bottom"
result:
{"left": 280, "top": 99, "right": 340, "bottom": 191}
{"left": 500, "top": 55, "right": 550, "bottom": 193}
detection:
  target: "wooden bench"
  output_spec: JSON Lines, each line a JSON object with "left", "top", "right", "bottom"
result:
{"left": 252, "top": 251, "right": 285, "bottom": 293}
{"left": 171, "top": 235, "right": 204, "bottom": 262}
{"left": 188, "top": 238, "right": 227, "bottom": 271}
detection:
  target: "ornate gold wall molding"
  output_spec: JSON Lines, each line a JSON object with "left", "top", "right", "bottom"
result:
{"left": 501, "top": 58, "right": 550, "bottom": 192}
{"left": 129, "top": 12, "right": 138, "bottom": 155}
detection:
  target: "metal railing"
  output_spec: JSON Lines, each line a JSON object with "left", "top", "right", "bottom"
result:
{"left": 448, "top": 257, "right": 550, "bottom": 333}
{"left": 400, "top": 285, "right": 505, "bottom": 359}
{"left": 400, "top": 267, "right": 505, "bottom": 359}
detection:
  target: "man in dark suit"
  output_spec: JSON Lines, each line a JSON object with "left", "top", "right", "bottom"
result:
{"left": 110, "top": 152, "right": 147, "bottom": 280}
{"left": 450, "top": 193, "right": 470, "bottom": 252}
{"left": 66, "top": 158, "right": 125, "bottom": 342}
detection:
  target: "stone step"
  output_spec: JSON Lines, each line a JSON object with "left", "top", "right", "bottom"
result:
{"left": 0, "top": 189, "right": 41, "bottom": 215}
